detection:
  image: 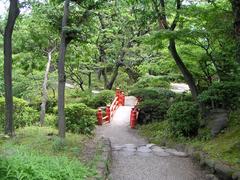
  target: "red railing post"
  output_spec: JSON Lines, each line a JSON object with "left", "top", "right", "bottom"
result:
{"left": 130, "top": 108, "right": 137, "bottom": 129}
{"left": 106, "top": 105, "right": 111, "bottom": 122}
{"left": 116, "top": 88, "right": 120, "bottom": 100}
{"left": 97, "top": 108, "right": 103, "bottom": 125}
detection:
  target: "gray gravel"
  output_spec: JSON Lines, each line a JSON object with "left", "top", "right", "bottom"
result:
{"left": 96, "top": 96, "right": 206, "bottom": 180}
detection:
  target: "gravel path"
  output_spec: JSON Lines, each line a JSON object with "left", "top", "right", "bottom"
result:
{"left": 96, "top": 96, "right": 206, "bottom": 180}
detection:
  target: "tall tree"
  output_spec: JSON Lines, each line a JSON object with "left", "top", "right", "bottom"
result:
{"left": 4, "top": 0, "right": 20, "bottom": 136}
{"left": 58, "top": 0, "right": 70, "bottom": 138}
{"left": 231, "top": 0, "right": 240, "bottom": 63}
{"left": 153, "top": 0, "right": 199, "bottom": 101}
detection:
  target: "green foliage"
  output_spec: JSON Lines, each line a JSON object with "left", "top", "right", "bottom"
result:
{"left": 0, "top": 127, "right": 96, "bottom": 180}
{"left": 132, "top": 75, "right": 170, "bottom": 89}
{"left": 167, "top": 101, "right": 200, "bottom": 137}
{"left": 0, "top": 97, "right": 39, "bottom": 131}
{"left": 88, "top": 90, "right": 115, "bottom": 108}
{"left": 45, "top": 114, "right": 57, "bottom": 127}
{"left": 46, "top": 97, "right": 57, "bottom": 113}
{"left": 198, "top": 81, "right": 240, "bottom": 110}
{"left": 0, "top": 148, "right": 95, "bottom": 180}
{"left": 130, "top": 88, "right": 175, "bottom": 123}
{"left": 52, "top": 136, "right": 67, "bottom": 152}
{"left": 139, "top": 121, "right": 171, "bottom": 145}
{"left": 65, "top": 103, "right": 96, "bottom": 134}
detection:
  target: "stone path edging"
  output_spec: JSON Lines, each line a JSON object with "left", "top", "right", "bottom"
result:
{"left": 168, "top": 143, "right": 240, "bottom": 180}
{"left": 95, "top": 137, "right": 112, "bottom": 180}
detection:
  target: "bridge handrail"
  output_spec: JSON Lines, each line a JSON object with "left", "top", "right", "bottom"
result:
{"left": 97, "top": 88, "right": 125, "bottom": 125}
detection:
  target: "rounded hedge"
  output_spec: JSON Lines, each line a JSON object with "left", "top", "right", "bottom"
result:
{"left": 167, "top": 101, "right": 200, "bottom": 137}
{"left": 65, "top": 103, "right": 96, "bottom": 134}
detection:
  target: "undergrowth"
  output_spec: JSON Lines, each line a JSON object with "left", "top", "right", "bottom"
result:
{"left": 0, "top": 126, "right": 97, "bottom": 179}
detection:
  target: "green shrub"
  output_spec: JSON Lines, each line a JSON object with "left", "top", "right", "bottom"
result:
{"left": 198, "top": 81, "right": 240, "bottom": 110}
{"left": 65, "top": 103, "right": 96, "bottom": 134}
{"left": 46, "top": 97, "right": 57, "bottom": 113}
{"left": 0, "top": 97, "right": 39, "bottom": 131}
{"left": 167, "top": 101, "right": 200, "bottom": 137}
{"left": 130, "top": 88, "right": 175, "bottom": 123}
{"left": 132, "top": 75, "right": 170, "bottom": 89}
{"left": 139, "top": 121, "right": 172, "bottom": 145}
{"left": 138, "top": 99, "right": 169, "bottom": 122}
{"left": 88, "top": 90, "right": 115, "bottom": 108}
{"left": 130, "top": 87, "right": 175, "bottom": 100}
{"left": 45, "top": 113, "right": 57, "bottom": 127}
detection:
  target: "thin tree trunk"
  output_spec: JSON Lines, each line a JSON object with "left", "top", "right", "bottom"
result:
{"left": 40, "top": 47, "right": 55, "bottom": 126}
{"left": 58, "top": 0, "right": 70, "bottom": 138}
{"left": 231, "top": 0, "right": 240, "bottom": 63}
{"left": 106, "top": 65, "right": 120, "bottom": 90}
{"left": 4, "top": 0, "right": 19, "bottom": 136}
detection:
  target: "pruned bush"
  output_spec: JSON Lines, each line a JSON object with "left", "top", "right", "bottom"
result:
{"left": 65, "top": 103, "right": 96, "bottom": 134}
{"left": 130, "top": 88, "right": 175, "bottom": 123}
{"left": 0, "top": 97, "right": 39, "bottom": 131}
{"left": 129, "top": 88, "right": 160, "bottom": 100}
{"left": 167, "top": 101, "right": 200, "bottom": 137}
{"left": 88, "top": 90, "right": 115, "bottom": 108}
{"left": 198, "top": 81, "right": 240, "bottom": 110}
{"left": 132, "top": 75, "right": 170, "bottom": 89}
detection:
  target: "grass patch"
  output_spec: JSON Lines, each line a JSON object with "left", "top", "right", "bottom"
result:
{"left": 138, "top": 110, "right": 240, "bottom": 169}
{"left": 0, "top": 126, "right": 97, "bottom": 179}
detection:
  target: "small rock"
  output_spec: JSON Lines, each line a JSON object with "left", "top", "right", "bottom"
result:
{"left": 232, "top": 171, "right": 240, "bottom": 180}
{"left": 146, "top": 144, "right": 155, "bottom": 148}
{"left": 165, "top": 148, "right": 188, "bottom": 157}
{"left": 205, "top": 174, "right": 219, "bottom": 180}
{"left": 151, "top": 146, "right": 165, "bottom": 153}
{"left": 214, "top": 162, "right": 235, "bottom": 180}
{"left": 137, "top": 146, "right": 152, "bottom": 153}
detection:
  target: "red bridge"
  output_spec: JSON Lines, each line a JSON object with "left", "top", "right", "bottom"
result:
{"left": 97, "top": 88, "right": 139, "bottom": 128}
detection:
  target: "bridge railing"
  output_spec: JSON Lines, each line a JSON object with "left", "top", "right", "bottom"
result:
{"left": 130, "top": 98, "right": 140, "bottom": 129}
{"left": 97, "top": 88, "right": 125, "bottom": 125}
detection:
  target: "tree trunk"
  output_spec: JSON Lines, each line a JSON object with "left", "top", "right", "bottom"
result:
{"left": 168, "top": 39, "right": 198, "bottom": 101}
{"left": 3, "top": 0, "right": 19, "bottom": 136}
{"left": 106, "top": 65, "right": 120, "bottom": 90}
{"left": 232, "top": 0, "right": 240, "bottom": 63}
{"left": 40, "top": 48, "right": 55, "bottom": 126}
{"left": 58, "top": 0, "right": 70, "bottom": 138}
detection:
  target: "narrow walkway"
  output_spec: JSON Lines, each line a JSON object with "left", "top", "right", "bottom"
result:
{"left": 96, "top": 96, "right": 206, "bottom": 180}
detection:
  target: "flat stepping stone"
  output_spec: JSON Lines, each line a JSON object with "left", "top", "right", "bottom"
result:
{"left": 137, "top": 146, "right": 152, "bottom": 153}
{"left": 122, "top": 147, "right": 136, "bottom": 152}
{"left": 151, "top": 146, "right": 165, "bottom": 152}
{"left": 153, "top": 151, "right": 170, "bottom": 157}
{"left": 124, "top": 144, "right": 137, "bottom": 149}
{"left": 112, "top": 145, "right": 124, "bottom": 151}
{"left": 165, "top": 148, "right": 188, "bottom": 157}
{"left": 146, "top": 144, "right": 155, "bottom": 148}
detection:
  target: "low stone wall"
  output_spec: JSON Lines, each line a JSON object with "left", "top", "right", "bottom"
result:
{"left": 173, "top": 144, "right": 240, "bottom": 180}
{"left": 95, "top": 137, "right": 112, "bottom": 180}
